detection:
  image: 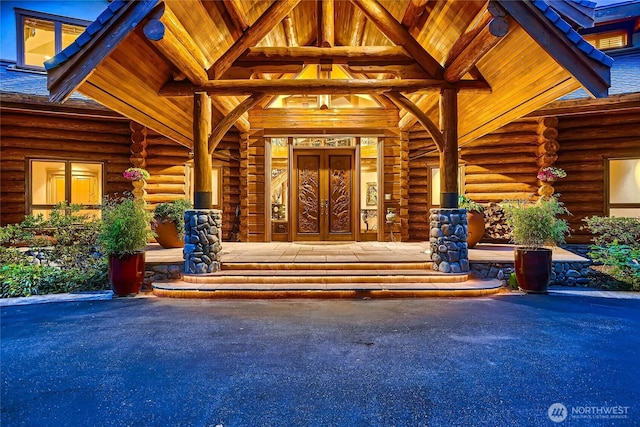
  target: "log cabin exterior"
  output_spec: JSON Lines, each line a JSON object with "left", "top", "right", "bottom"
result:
{"left": 1, "top": 0, "right": 638, "bottom": 255}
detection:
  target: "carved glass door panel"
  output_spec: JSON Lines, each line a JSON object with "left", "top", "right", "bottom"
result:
{"left": 293, "top": 150, "right": 355, "bottom": 241}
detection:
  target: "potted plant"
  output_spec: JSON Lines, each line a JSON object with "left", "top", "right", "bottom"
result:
{"left": 459, "top": 194, "right": 485, "bottom": 248}
{"left": 152, "top": 199, "right": 192, "bottom": 249}
{"left": 501, "top": 195, "right": 570, "bottom": 293}
{"left": 99, "top": 194, "right": 154, "bottom": 296}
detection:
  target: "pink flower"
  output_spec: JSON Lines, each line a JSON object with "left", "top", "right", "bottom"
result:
{"left": 123, "top": 168, "right": 150, "bottom": 182}
{"left": 537, "top": 167, "right": 566, "bottom": 182}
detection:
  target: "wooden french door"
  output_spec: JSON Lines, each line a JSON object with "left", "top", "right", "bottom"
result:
{"left": 293, "top": 149, "right": 356, "bottom": 241}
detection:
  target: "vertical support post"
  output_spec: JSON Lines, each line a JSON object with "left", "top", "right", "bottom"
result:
{"left": 439, "top": 88, "right": 459, "bottom": 208}
{"left": 194, "top": 92, "right": 212, "bottom": 209}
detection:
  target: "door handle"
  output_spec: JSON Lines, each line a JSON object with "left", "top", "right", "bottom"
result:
{"left": 321, "top": 199, "right": 329, "bottom": 216}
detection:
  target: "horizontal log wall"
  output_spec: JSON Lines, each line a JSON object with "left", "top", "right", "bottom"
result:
{"left": 555, "top": 110, "right": 640, "bottom": 244}
{"left": 145, "top": 129, "right": 241, "bottom": 242}
{"left": 0, "top": 108, "right": 132, "bottom": 226}
{"left": 408, "top": 119, "right": 540, "bottom": 241}
{"left": 144, "top": 131, "right": 190, "bottom": 208}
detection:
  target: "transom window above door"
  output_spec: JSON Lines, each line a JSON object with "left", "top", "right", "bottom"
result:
{"left": 293, "top": 137, "right": 355, "bottom": 148}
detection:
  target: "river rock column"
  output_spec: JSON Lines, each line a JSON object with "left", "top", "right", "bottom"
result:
{"left": 183, "top": 209, "right": 222, "bottom": 274}
{"left": 429, "top": 208, "right": 469, "bottom": 273}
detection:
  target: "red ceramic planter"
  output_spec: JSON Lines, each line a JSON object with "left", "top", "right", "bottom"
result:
{"left": 514, "top": 248, "right": 552, "bottom": 294}
{"left": 108, "top": 252, "right": 145, "bottom": 296}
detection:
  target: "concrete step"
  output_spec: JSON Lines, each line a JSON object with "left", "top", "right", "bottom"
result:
{"left": 152, "top": 278, "right": 505, "bottom": 299}
{"left": 180, "top": 270, "right": 468, "bottom": 285}
{"left": 221, "top": 262, "right": 433, "bottom": 271}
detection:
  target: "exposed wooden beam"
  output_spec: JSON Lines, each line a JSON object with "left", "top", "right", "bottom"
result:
{"left": 346, "top": 63, "right": 432, "bottom": 79}
{"left": 194, "top": 92, "right": 212, "bottom": 209}
{"left": 221, "top": 63, "right": 305, "bottom": 79}
{"left": 385, "top": 91, "right": 443, "bottom": 151}
{"left": 443, "top": 16, "right": 510, "bottom": 82}
{"left": 444, "top": 7, "right": 492, "bottom": 68}
{"left": 350, "top": 0, "right": 444, "bottom": 79}
{"left": 282, "top": 15, "right": 298, "bottom": 47}
{"left": 318, "top": 0, "right": 334, "bottom": 47}
{"left": 143, "top": 4, "right": 208, "bottom": 86}
{"left": 209, "top": 93, "right": 266, "bottom": 155}
{"left": 223, "top": 0, "right": 249, "bottom": 32}
{"left": 401, "top": 0, "right": 432, "bottom": 36}
{"left": 160, "top": 78, "right": 491, "bottom": 97}
{"left": 350, "top": 8, "right": 367, "bottom": 46}
{"left": 439, "top": 88, "right": 459, "bottom": 207}
{"left": 208, "top": 0, "right": 301, "bottom": 80}
{"left": 212, "top": 96, "right": 250, "bottom": 133}
{"left": 237, "top": 46, "right": 415, "bottom": 65}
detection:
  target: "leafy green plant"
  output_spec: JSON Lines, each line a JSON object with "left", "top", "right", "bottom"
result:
{"left": 0, "top": 264, "right": 108, "bottom": 298}
{"left": 459, "top": 194, "right": 484, "bottom": 213}
{"left": 99, "top": 194, "right": 154, "bottom": 257}
{"left": 583, "top": 216, "right": 640, "bottom": 290}
{"left": 152, "top": 199, "right": 193, "bottom": 239}
{"left": 501, "top": 196, "right": 570, "bottom": 249}
{"left": 0, "top": 203, "right": 109, "bottom": 298}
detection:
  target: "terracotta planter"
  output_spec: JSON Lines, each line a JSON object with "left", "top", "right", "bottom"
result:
{"left": 466, "top": 211, "right": 485, "bottom": 248}
{"left": 514, "top": 247, "right": 552, "bottom": 294}
{"left": 108, "top": 252, "right": 145, "bottom": 296}
{"left": 153, "top": 220, "right": 184, "bottom": 249}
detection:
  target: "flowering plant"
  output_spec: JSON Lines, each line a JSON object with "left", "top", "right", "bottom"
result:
{"left": 537, "top": 167, "right": 566, "bottom": 182}
{"left": 123, "top": 167, "right": 150, "bottom": 182}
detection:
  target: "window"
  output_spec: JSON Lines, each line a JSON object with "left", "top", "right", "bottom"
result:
{"left": 29, "top": 160, "right": 103, "bottom": 218}
{"left": 429, "top": 165, "right": 466, "bottom": 208}
{"left": 607, "top": 158, "right": 640, "bottom": 218}
{"left": 16, "top": 9, "right": 88, "bottom": 69}
{"left": 185, "top": 163, "right": 222, "bottom": 208}
{"left": 584, "top": 30, "right": 628, "bottom": 51}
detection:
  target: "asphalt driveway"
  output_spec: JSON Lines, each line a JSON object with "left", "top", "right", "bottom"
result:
{"left": 1, "top": 293, "right": 639, "bottom": 426}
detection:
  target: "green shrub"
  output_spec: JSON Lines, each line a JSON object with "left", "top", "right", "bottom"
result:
{"left": 152, "top": 199, "right": 192, "bottom": 239}
{"left": 501, "top": 196, "right": 570, "bottom": 249}
{"left": 99, "top": 195, "right": 154, "bottom": 257}
{"left": 0, "top": 202, "right": 109, "bottom": 298}
{"left": 0, "top": 263, "right": 108, "bottom": 298}
{"left": 583, "top": 216, "right": 640, "bottom": 290}
{"left": 459, "top": 195, "right": 484, "bottom": 213}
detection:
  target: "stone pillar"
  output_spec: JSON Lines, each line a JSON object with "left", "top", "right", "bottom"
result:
{"left": 429, "top": 208, "right": 469, "bottom": 273}
{"left": 183, "top": 209, "right": 222, "bottom": 274}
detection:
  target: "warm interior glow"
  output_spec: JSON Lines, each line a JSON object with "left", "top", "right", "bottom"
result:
{"left": 268, "top": 65, "right": 381, "bottom": 109}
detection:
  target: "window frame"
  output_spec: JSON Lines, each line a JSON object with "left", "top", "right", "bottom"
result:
{"left": 27, "top": 158, "right": 105, "bottom": 216}
{"left": 15, "top": 8, "right": 90, "bottom": 70}
{"left": 605, "top": 156, "right": 640, "bottom": 218}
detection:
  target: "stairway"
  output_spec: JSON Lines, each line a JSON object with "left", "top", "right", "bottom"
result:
{"left": 152, "top": 260, "right": 504, "bottom": 299}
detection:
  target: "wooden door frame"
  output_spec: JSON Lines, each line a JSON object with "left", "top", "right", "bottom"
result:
{"left": 291, "top": 147, "right": 357, "bottom": 241}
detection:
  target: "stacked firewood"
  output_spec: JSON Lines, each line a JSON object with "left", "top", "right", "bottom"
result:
{"left": 483, "top": 203, "right": 512, "bottom": 242}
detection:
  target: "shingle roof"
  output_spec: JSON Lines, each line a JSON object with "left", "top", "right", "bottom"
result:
{"left": 0, "top": 61, "right": 88, "bottom": 100}
{"left": 43, "top": 1, "right": 127, "bottom": 71}
{"left": 561, "top": 50, "right": 640, "bottom": 99}
{"left": 532, "top": 0, "right": 614, "bottom": 66}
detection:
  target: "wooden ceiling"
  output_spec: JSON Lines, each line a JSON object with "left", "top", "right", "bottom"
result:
{"left": 47, "top": 0, "right": 611, "bottom": 149}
